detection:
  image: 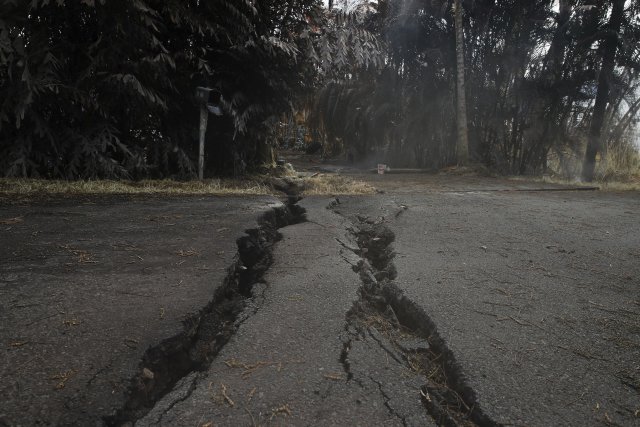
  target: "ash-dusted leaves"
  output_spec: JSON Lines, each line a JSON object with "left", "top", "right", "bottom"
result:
{"left": 311, "top": 0, "right": 640, "bottom": 176}
{"left": 0, "top": 0, "right": 324, "bottom": 179}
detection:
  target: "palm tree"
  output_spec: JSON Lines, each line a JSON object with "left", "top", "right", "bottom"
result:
{"left": 582, "top": 0, "right": 625, "bottom": 182}
{"left": 454, "top": 0, "right": 469, "bottom": 164}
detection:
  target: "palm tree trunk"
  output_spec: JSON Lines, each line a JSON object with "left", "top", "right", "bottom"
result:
{"left": 582, "top": 0, "right": 625, "bottom": 182}
{"left": 454, "top": 0, "right": 469, "bottom": 164}
{"left": 535, "top": 0, "right": 571, "bottom": 172}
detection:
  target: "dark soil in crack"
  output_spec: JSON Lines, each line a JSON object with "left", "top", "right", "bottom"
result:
{"left": 105, "top": 198, "right": 306, "bottom": 426}
{"left": 340, "top": 213, "right": 499, "bottom": 427}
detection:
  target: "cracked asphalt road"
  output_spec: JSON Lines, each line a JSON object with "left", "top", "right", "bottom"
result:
{"left": 334, "top": 174, "right": 640, "bottom": 426}
{"left": 0, "top": 195, "right": 280, "bottom": 426}
{"left": 1, "top": 174, "right": 639, "bottom": 426}
{"left": 134, "top": 178, "right": 640, "bottom": 427}
{"left": 137, "top": 198, "right": 433, "bottom": 426}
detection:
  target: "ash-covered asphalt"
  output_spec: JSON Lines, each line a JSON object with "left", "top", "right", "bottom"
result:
{"left": 335, "top": 175, "right": 640, "bottom": 426}
{"left": 0, "top": 195, "right": 281, "bottom": 426}
{"left": 1, "top": 176, "right": 639, "bottom": 426}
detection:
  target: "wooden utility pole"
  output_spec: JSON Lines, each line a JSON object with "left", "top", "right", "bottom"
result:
{"left": 454, "top": 0, "right": 469, "bottom": 165}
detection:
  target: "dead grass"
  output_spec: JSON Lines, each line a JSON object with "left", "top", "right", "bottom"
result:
{"left": 545, "top": 142, "right": 640, "bottom": 191}
{"left": 596, "top": 143, "right": 640, "bottom": 182}
{"left": 0, "top": 178, "right": 275, "bottom": 196}
{"left": 302, "top": 174, "right": 376, "bottom": 196}
{"left": 0, "top": 174, "right": 377, "bottom": 199}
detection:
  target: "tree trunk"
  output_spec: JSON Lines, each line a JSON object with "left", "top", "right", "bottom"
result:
{"left": 582, "top": 0, "right": 625, "bottom": 182}
{"left": 454, "top": 0, "right": 469, "bottom": 164}
{"left": 534, "top": 0, "right": 571, "bottom": 172}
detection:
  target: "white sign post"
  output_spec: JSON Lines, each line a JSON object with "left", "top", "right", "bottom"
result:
{"left": 195, "top": 87, "right": 223, "bottom": 180}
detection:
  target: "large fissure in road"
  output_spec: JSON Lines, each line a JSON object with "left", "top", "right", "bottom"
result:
{"left": 105, "top": 195, "right": 306, "bottom": 426}
{"left": 107, "top": 188, "right": 500, "bottom": 426}
{"left": 338, "top": 209, "right": 499, "bottom": 427}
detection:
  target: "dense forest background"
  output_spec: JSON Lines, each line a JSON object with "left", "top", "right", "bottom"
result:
{"left": 1, "top": 0, "right": 639, "bottom": 181}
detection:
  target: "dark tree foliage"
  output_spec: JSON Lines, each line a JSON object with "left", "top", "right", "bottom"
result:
{"left": 2, "top": 0, "right": 639, "bottom": 178}
{"left": 0, "top": 0, "right": 322, "bottom": 178}
{"left": 313, "top": 0, "right": 640, "bottom": 175}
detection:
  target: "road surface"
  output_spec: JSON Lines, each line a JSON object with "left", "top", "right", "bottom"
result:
{"left": 1, "top": 175, "right": 638, "bottom": 426}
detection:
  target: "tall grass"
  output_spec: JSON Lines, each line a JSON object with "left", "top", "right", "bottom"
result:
{"left": 596, "top": 143, "right": 640, "bottom": 182}
{"left": 547, "top": 138, "right": 640, "bottom": 190}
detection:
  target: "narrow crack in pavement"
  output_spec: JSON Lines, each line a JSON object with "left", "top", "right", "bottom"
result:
{"left": 369, "top": 374, "right": 409, "bottom": 427}
{"left": 105, "top": 186, "right": 306, "bottom": 426}
{"left": 335, "top": 206, "right": 500, "bottom": 427}
{"left": 339, "top": 339, "right": 355, "bottom": 382}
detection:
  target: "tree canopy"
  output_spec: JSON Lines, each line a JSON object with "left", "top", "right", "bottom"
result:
{"left": 314, "top": 0, "right": 640, "bottom": 179}
{"left": 1, "top": 0, "right": 639, "bottom": 180}
{"left": 0, "top": 0, "right": 323, "bottom": 178}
